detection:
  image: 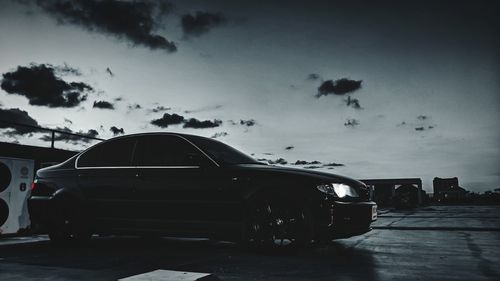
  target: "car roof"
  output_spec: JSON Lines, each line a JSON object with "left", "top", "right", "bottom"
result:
{"left": 104, "top": 132, "right": 215, "bottom": 143}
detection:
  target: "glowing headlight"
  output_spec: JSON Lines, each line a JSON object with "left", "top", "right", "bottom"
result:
{"left": 316, "top": 183, "right": 359, "bottom": 198}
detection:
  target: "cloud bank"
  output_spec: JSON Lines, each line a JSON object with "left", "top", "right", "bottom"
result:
{"left": 93, "top": 100, "right": 115, "bottom": 109}
{"left": 37, "top": 0, "right": 177, "bottom": 51}
{"left": 0, "top": 108, "right": 40, "bottom": 135}
{"left": 1, "top": 63, "right": 92, "bottom": 108}
{"left": 181, "top": 11, "right": 226, "bottom": 37}
{"left": 316, "top": 78, "right": 362, "bottom": 97}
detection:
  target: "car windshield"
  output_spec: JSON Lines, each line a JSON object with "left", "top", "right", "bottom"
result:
{"left": 187, "top": 136, "right": 263, "bottom": 166}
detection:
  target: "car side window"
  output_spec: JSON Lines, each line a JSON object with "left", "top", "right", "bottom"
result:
{"left": 77, "top": 138, "right": 136, "bottom": 167}
{"left": 133, "top": 135, "right": 206, "bottom": 167}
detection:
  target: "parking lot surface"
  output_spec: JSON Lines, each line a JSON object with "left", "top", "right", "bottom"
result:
{"left": 1, "top": 205, "right": 499, "bottom": 281}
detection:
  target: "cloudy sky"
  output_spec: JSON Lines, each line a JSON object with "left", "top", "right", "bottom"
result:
{"left": 0, "top": 0, "right": 499, "bottom": 192}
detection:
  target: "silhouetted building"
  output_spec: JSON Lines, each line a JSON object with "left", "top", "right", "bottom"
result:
{"left": 361, "top": 178, "right": 423, "bottom": 208}
{"left": 433, "top": 177, "right": 467, "bottom": 203}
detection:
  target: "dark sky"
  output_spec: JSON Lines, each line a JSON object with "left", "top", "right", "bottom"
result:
{"left": 0, "top": 0, "right": 499, "bottom": 192}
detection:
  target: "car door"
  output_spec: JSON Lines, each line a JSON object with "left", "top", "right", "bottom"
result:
{"left": 132, "top": 135, "right": 237, "bottom": 235}
{"left": 76, "top": 137, "right": 138, "bottom": 231}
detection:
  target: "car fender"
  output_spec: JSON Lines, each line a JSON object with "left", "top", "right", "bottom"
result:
{"left": 51, "top": 187, "right": 86, "bottom": 211}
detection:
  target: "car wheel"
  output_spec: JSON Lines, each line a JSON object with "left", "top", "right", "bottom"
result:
{"left": 48, "top": 200, "right": 91, "bottom": 246}
{"left": 245, "top": 194, "right": 313, "bottom": 252}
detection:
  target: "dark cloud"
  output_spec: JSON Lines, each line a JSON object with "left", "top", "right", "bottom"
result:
{"left": 415, "top": 126, "right": 435, "bottom": 131}
{"left": 0, "top": 108, "right": 40, "bottom": 135}
{"left": 150, "top": 112, "right": 223, "bottom": 129}
{"left": 127, "top": 103, "right": 142, "bottom": 110}
{"left": 151, "top": 105, "right": 170, "bottom": 113}
{"left": 240, "top": 119, "right": 256, "bottom": 127}
{"left": 306, "top": 73, "right": 321, "bottom": 81}
{"left": 87, "top": 129, "right": 99, "bottom": 137}
{"left": 268, "top": 158, "right": 288, "bottom": 165}
{"left": 181, "top": 11, "right": 226, "bottom": 37}
{"left": 228, "top": 118, "right": 257, "bottom": 129}
{"left": 293, "top": 160, "right": 344, "bottom": 168}
{"left": 183, "top": 118, "right": 222, "bottom": 129}
{"left": 36, "top": 0, "right": 177, "bottom": 52}
{"left": 150, "top": 113, "right": 185, "bottom": 128}
{"left": 1, "top": 63, "right": 92, "bottom": 107}
{"left": 344, "top": 96, "right": 362, "bottom": 109}
{"left": 211, "top": 132, "right": 228, "bottom": 138}
{"left": 285, "top": 146, "right": 294, "bottom": 150}
{"left": 316, "top": 78, "right": 362, "bottom": 97}
{"left": 344, "top": 118, "right": 360, "bottom": 127}
{"left": 39, "top": 126, "right": 99, "bottom": 144}
{"left": 323, "top": 162, "right": 345, "bottom": 167}
{"left": 399, "top": 117, "right": 436, "bottom": 131}
{"left": 110, "top": 126, "right": 124, "bottom": 136}
{"left": 294, "top": 160, "right": 322, "bottom": 165}
{"left": 93, "top": 100, "right": 115, "bottom": 109}
{"left": 106, "top": 67, "right": 114, "bottom": 77}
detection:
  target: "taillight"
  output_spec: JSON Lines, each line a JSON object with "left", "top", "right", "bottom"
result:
{"left": 31, "top": 181, "right": 38, "bottom": 191}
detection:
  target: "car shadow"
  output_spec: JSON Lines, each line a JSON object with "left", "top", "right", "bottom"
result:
{"left": 0, "top": 235, "right": 379, "bottom": 281}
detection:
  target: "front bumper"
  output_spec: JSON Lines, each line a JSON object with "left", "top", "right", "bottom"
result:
{"left": 315, "top": 200, "right": 377, "bottom": 239}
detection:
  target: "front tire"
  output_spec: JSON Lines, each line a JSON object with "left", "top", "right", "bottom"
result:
{"left": 245, "top": 194, "right": 313, "bottom": 252}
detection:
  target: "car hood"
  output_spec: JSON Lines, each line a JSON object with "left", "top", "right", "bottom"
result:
{"left": 230, "top": 164, "right": 365, "bottom": 187}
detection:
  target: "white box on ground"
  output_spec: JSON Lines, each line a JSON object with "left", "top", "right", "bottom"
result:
{"left": 119, "top": 269, "right": 220, "bottom": 281}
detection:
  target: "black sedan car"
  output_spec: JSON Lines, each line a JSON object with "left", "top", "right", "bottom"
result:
{"left": 29, "top": 133, "right": 377, "bottom": 248}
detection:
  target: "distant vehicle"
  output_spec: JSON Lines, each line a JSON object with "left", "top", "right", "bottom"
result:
{"left": 28, "top": 133, "right": 377, "bottom": 249}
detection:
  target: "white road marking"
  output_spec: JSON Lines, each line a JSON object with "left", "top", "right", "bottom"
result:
{"left": 118, "top": 269, "right": 219, "bottom": 281}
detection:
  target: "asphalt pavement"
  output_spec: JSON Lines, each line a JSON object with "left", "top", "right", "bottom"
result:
{"left": 1, "top": 205, "right": 499, "bottom": 281}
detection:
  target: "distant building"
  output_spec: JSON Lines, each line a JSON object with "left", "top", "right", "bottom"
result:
{"left": 361, "top": 178, "right": 423, "bottom": 208}
{"left": 433, "top": 177, "right": 468, "bottom": 202}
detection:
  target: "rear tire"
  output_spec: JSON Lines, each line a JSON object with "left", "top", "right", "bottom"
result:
{"left": 48, "top": 200, "right": 91, "bottom": 246}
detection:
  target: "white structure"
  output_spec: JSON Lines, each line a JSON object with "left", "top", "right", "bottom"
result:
{"left": 119, "top": 270, "right": 219, "bottom": 281}
{"left": 0, "top": 157, "right": 34, "bottom": 235}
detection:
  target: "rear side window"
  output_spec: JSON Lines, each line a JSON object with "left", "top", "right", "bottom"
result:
{"left": 77, "top": 138, "right": 136, "bottom": 167}
{"left": 133, "top": 135, "right": 204, "bottom": 167}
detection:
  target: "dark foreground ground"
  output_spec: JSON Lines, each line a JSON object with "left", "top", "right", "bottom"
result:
{"left": 1, "top": 205, "right": 500, "bottom": 281}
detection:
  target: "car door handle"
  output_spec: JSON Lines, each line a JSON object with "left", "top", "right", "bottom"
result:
{"left": 78, "top": 173, "right": 88, "bottom": 178}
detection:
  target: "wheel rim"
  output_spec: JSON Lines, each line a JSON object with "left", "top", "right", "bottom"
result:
{"left": 249, "top": 200, "right": 307, "bottom": 247}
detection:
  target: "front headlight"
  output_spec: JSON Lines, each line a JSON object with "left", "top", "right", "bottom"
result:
{"left": 316, "top": 183, "right": 359, "bottom": 198}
